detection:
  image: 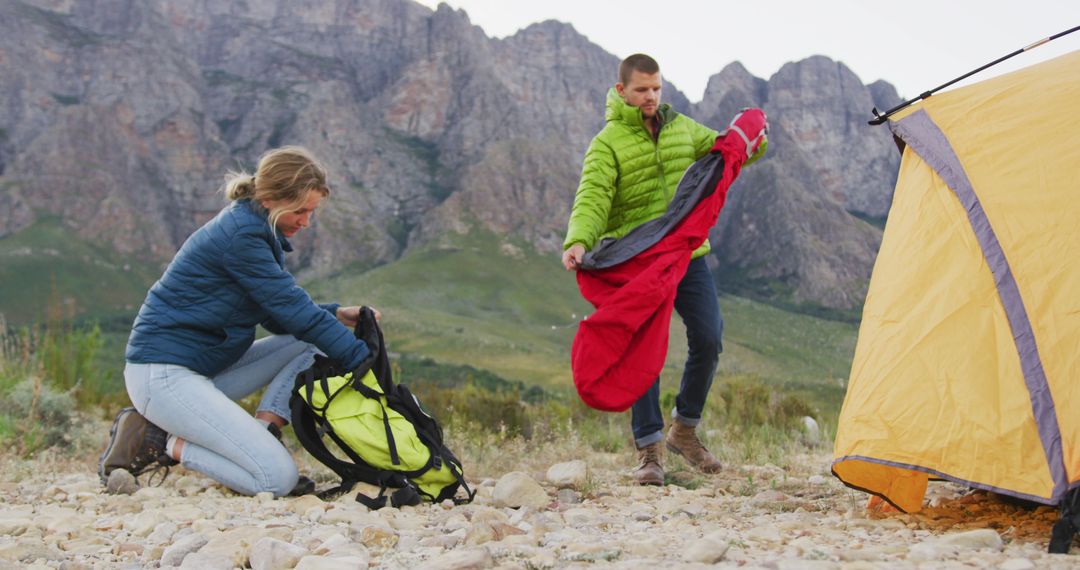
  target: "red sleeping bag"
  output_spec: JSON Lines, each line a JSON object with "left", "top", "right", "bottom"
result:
{"left": 571, "top": 109, "right": 765, "bottom": 411}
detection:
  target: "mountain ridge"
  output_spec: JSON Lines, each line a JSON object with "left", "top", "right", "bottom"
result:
{"left": 0, "top": 0, "right": 901, "bottom": 316}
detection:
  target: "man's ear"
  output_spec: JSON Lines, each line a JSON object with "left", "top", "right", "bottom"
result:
{"left": 615, "top": 82, "right": 625, "bottom": 97}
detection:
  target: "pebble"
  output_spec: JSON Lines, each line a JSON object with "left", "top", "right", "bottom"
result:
{"left": 492, "top": 472, "right": 549, "bottom": 509}
{"left": 545, "top": 460, "right": 588, "bottom": 489}
{"left": 0, "top": 451, "right": 1063, "bottom": 569}
{"left": 159, "top": 533, "right": 207, "bottom": 566}
{"left": 105, "top": 469, "right": 139, "bottom": 495}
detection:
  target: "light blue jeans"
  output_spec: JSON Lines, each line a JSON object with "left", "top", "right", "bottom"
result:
{"left": 125, "top": 335, "right": 318, "bottom": 497}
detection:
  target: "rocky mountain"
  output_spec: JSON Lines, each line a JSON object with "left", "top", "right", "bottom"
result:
{"left": 692, "top": 58, "right": 901, "bottom": 309}
{"left": 0, "top": 0, "right": 901, "bottom": 314}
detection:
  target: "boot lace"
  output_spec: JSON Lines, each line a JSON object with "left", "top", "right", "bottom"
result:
{"left": 639, "top": 444, "right": 661, "bottom": 466}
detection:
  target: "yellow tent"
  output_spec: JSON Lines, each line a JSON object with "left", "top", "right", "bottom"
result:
{"left": 833, "top": 50, "right": 1080, "bottom": 513}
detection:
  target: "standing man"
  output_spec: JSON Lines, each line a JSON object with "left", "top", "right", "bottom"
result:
{"left": 563, "top": 54, "right": 732, "bottom": 485}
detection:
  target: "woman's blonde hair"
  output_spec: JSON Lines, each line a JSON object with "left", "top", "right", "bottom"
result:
{"left": 223, "top": 146, "right": 330, "bottom": 232}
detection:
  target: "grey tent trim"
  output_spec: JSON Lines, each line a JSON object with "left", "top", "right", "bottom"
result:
{"left": 889, "top": 109, "right": 1067, "bottom": 501}
{"left": 579, "top": 152, "right": 725, "bottom": 270}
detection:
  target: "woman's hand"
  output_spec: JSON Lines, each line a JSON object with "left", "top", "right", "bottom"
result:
{"left": 336, "top": 306, "right": 380, "bottom": 328}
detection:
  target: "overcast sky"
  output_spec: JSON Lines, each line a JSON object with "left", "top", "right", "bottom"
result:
{"left": 414, "top": 0, "right": 1078, "bottom": 105}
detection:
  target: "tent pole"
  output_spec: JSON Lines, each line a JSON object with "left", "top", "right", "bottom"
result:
{"left": 869, "top": 24, "right": 1080, "bottom": 125}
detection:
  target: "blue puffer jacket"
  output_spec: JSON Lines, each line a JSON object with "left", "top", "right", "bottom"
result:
{"left": 126, "top": 199, "right": 369, "bottom": 376}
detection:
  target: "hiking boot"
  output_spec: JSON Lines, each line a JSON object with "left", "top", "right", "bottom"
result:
{"left": 266, "top": 422, "right": 316, "bottom": 496}
{"left": 633, "top": 442, "right": 665, "bottom": 486}
{"left": 665, "top": 420, "right": 723, "bottom": 473}
{"left": 98, "top": 407, "right": 178, "bottom": 485}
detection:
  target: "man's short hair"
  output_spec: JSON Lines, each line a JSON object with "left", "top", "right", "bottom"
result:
{"left": 619, "top": 54, "right": 660, "bottom": 85}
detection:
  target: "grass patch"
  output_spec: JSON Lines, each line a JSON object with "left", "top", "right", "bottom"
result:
{"left": 308, "top": 230, "right": 857, "bottom": 418}
{"left": 0, "top": 218, "right": 159, "bottom": 325}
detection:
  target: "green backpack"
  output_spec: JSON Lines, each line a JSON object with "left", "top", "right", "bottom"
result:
{"left": 290, "top": 307, "right": 473, "bottom": 509}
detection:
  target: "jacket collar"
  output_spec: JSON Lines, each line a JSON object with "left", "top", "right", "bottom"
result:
{"left": 237, "top": 199, "right": 293, "bottom": 252}
{"left": 604, "top": 87, "right": 675, "bottom": 132}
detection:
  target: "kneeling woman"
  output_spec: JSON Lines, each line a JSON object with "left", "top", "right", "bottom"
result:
{"left": 105, "top": 146, "right": 372, "bottom": 496}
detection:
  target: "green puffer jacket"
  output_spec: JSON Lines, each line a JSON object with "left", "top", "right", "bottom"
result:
{"left": 564, "top": 88, "right": 719, "bottom": 258}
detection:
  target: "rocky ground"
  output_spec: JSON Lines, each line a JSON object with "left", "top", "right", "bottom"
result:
{"left": 0, "top": 444, "right": 1077, "bottom": 570}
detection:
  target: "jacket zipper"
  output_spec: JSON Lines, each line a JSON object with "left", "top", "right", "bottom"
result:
{"left": 649, "top": 119, "right": 668, "bottom": 200}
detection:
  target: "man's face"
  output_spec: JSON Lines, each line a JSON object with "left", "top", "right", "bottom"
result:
{"left": 616, "top": 70, "right": 662, "bottom": 118}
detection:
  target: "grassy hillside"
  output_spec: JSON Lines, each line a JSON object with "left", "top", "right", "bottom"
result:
{"left": 0, "top": 224, "right": 859, "bottom": 419}
{"left": 308, "top": 230, "right": 857, "bottom": 418}
{"left": 0, "top": 219, "right": 160, "bottom": 325}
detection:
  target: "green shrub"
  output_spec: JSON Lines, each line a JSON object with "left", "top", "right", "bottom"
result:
{"left": 718, "top": 375, "right": 815, "bottom": 432}
{"left": 1, "top": 309, "right": 119, "bottom": 410}
{"left": 418, "top": 383, "right": 532, "bottom": 438}
{"left": 0, "top": 378, "right": 77, "bottom": 455}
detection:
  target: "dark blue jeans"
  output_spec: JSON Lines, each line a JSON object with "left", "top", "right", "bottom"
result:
{"left": 631, "top": 256, "right": 723, "bottom": 447}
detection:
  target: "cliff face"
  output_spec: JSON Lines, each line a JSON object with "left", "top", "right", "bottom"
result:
{"left": 0, "top": 0, "right": 902, "bottom": 311}
{"left": 691, "top": 57, "right": 902, "bottom": 309}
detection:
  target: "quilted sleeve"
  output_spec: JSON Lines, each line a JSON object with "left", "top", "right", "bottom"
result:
{"left": 564, "top": 137, "right": 618, "bottom": 250}
{"left": 224, "top": 228, "right": 369, "bottom": 369}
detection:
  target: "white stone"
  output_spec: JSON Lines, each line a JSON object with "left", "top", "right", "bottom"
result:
{"left": 751, "top": 489, "right": 789, "bottom": 503}
{"left": 777, "top": 560, "right": 837, "bottom": 570}
{"left": 159, "top": 533, "right": 208, "bottom": 567}
{"left": 287, "top": 494, "right": 326, "bottom": 515}
{"left": 321, "top": 507, "right": 380, "bottom": 526}
{"left": 349, "top": 524, "right": 398, "bottom": 550}
{"left": 125, "top": 510, "right": 165, "bottom": 537}
{"left": 314, "top": 533, "right": 350, "bottom": 555}
{"left": 165, "top": 504, "right": 205, "bottom": 524}
{"left": 683, "top": 537, "right": 729, "bottom": 563}
{"left": 999, "top": 558, "right": 1036, "bottom": 570}
{"left": 133, "top": 486, "right": 169, "bottom": 500}
{"left": 561, "top": 508, "right": 593, "bottom": 527}
{"left": 415, "top": 547, "right": 493, "bottom": 570}
{"left": 936, "top": 529, "right": 1003, "bottom": 550}
{"left": 249, "top": 537, "right": 308, "bottom": 570}
{"left": 493, "top": 472, "right": 549, "bottom": 510}
{"left": 0, "top": 517, "right": 32, "bottom": 536}
{"left": 146, "top": 521, "right": 179, "bottom": 545}
{"left": 745, "top": 525, "right": 783, "bottom": 543}
{"left": 801, "top": 416, "right": 820, "bottom": 441}
{"left": 295, "top": 555, "right": 368, "bottom": 569}
{"left": 198, "top": 526, "right": 293, "bottom": 568}
{"left": 179, "top": 552, "right": 234, "bottom": 570}
{"left": 471, "top": 506, "right": 510, "bottom": 525}
{"left": 545, "top": 461, "right": 588, "bottom": 489}
{"left": 907, "top": 541, "right": 955, "bottom": 561}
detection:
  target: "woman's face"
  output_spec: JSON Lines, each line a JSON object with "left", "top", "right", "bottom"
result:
{"left": 261, "top": 191, "right": 324, "bottom": 237}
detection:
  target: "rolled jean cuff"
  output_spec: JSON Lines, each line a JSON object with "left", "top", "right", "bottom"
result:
{"left": 672, "top": 410, "right": 701, "bottom": 427}
{"left": 634, "top": 430, "right": 664, "bottom": 449}
{"left": 256, "top": 403, "right": 293, "bottom": 424}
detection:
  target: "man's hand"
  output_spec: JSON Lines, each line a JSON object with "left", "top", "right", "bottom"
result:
{"left": 336, "top": 306, "right": 381, "bottom": 328}
{"left": 562, "top": 244, "right": 586, "bottom": 271}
